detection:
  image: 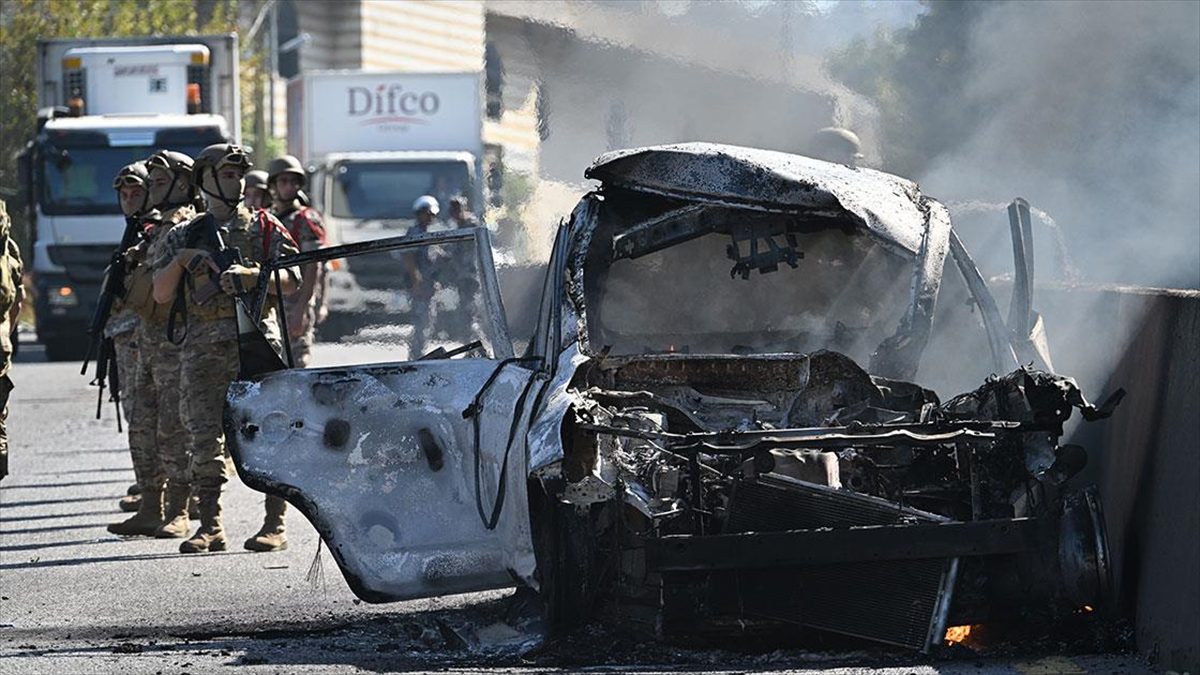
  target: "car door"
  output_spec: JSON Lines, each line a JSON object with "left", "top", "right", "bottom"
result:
{"left": 226, "top": 227, "right": 542, "bottom": 602}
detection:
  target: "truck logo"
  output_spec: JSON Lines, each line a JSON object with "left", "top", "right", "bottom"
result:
{"left": 348, "top": 84, "right": 439, "bottom": 126}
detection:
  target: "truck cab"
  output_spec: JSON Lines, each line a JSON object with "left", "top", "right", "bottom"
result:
{"left": 313, "top": 151, "right": 477, "bottom": 245}
{"left": 20, "top": 35, "right": 239, "bottom": 359}
{"left": 20, "top": 115, "right": 229, "bottom": 359}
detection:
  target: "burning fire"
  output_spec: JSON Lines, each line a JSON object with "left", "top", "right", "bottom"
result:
{"left": 944, "top": 625, "right": 974, "bottom": 644}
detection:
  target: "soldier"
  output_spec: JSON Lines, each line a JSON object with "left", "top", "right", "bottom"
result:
{"left": 243, "top": 170, "right": 271, "bottom": 210}
{"left": 266, "top": 155, "right": 326, "bottom": 367}
{"left": 442, "top": 197, "right": 480, "bottom": 340}
{"left": 809, "top": 127, "right": 864, "bottom": 169}
{"left": 405, "top": 195, "right": 442, "bottom": 358}
{"left": 237, "top": 155, "right": 326, "bottom": 553}
{"left": 0, "top": 200, "right": 25, "bottom": 482}
{"left": 151, "top": 144, "right": 299, "bottom": 554}
{"left": 121, "top": 150, "right": 202, "bottom": 538}
{"left": 447, "top": 196, "right": 479, "bottom": 229}
{"left": 105, "top": 162, "right": 161, "bottom": 532}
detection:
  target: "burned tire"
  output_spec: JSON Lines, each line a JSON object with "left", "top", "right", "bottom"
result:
{"left": 529, "top": 479, "right": 605, "bottom": 634}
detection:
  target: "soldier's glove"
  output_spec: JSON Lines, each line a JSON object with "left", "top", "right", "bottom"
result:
{"left": 219, "top": 264, "right": 259, "bottom": 296}
{"left": 177, "top": 248, "right": 217, "bottom": 275}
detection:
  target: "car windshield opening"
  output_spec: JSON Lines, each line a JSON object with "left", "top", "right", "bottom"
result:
{"left": 584, "top": 194, "right": 914, "bottom": 362}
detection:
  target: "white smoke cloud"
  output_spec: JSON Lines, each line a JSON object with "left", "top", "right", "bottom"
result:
{"left": 920, "top": 0, "right": 1200, "bottom": 289}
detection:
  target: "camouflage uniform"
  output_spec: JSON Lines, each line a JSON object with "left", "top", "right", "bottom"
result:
{"left": 0, "top": 201, "right": 25, "bottom": 481}
{"left": 272, "top": 200, "right": 325, "bottom": 367}
{"left": 104, "top": 305, "right": 151, "bottom": 483}
{"left": 151, "top": 205, "right": 297, "bottom": 551}
{"left": 124, "top": 206, "right": 195, "bottom": 535}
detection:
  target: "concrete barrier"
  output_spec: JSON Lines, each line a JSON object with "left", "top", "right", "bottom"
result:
{"left": 1039, "top": 285, "right": 1200, "bottom": 673}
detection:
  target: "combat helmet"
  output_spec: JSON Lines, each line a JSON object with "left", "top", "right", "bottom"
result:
{"left": 145, "top": 150, "right": 198, "bottom": 209}
{"left": 267, "top": 154, "right": 306, "bottom": 187}
{"left": 245, "top": 169, "right": 269, "bottom": 192}
{"left": 193, "top": 143, "right": 252, "bottom": 208}
{"left": 809, "top": 127, "right": 864, "bottom": 167}
{"left": 113, "top": 161, "right": 152, "bottom": 215}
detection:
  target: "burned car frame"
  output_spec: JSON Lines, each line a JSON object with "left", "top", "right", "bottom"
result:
{"left": 226, "top": 143, "right": 1119, "bottom": 653}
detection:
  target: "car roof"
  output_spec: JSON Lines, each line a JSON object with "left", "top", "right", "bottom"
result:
{"left": 585, "top": 142, "right": 933, "bottom": 255}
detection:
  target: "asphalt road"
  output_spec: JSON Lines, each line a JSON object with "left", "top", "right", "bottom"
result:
{"left": 0, "top": 338, "right": 1157, "bottom": 674}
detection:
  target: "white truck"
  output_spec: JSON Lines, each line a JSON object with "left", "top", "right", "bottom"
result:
{"left": 287, "top": 71, "right": 489, "bottom": 337}
{"left": 287, "top": 70, "right": 485, "bottom": 244}
{"left": 17, "top": 35, "right": 239, "bottom": 360}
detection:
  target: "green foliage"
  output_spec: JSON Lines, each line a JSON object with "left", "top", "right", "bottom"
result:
{"left": 0, "top": 0, "right": 239, "bottom": 252}
{"left": 825, "top": 1, "right": 991, "bottom": 178}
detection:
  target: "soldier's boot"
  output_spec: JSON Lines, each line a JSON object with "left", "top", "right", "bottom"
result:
{"left": 106, "top": 487, "right": 164, "bottom": 536}
{"left": 118, "top": 481, "right": 142, "bottom": 511}
{"left": 155, "top": 484, "right": 192, "bottom": 539}
{"left": 243, "top": 495, "right": 288, "bottom": 552}
{"left": 118, "top": 493, "right": 141, "bottom": 512}
{"left": 179, "top": 487, "right": 226, "bottom": 554}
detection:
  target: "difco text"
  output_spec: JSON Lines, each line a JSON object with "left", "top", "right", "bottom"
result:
{"left": 347, "top": 84, "right": 441, "bottom": 117}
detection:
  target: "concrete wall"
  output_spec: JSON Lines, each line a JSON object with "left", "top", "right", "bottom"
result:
{"left": 1039, "top": 286, "right": 1200, "bottom": 673}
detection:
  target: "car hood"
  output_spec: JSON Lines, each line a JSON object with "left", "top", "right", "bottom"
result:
{"left": 585, "top": 142, "right": 931, "bottom": 255}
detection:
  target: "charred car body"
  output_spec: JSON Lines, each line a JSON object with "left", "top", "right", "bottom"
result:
{"left": 226, "top": 144, "right": 1119, "bottom": 652}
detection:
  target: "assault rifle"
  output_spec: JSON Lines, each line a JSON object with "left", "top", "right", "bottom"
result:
{"left": 188, "top": 213, "right": 287, "bottom": 378}
{"left": 80, "top": 215, "right": 143, "bottom": 430}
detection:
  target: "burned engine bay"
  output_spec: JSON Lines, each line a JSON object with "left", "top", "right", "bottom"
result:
{"left": 542, "top": 350, "right": 1120, "bottom": 652}
{"left": 531, "top": 146, "right": 1123, "bottom": 652}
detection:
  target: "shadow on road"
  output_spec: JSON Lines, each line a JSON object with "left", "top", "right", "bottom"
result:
{"left": 0, "top": 508, "right": 117, "bottom": 522}
{"left": 0, "top": 495, "right": 120, "bottom": 508}
{"left": 29, "top": 466, "right": 133, "bottom": 476}
{"left": 0, "top": 547, "right": 256, "bottom": 571}
{"left": 0, "top": 536, "right": 130, "bottom": 553}
{"left": 37, "top": 448, "right": 129, "bottom": 456}
{"left": 1, "top": 478, "right": 131, "bottom": 490}
{"left": 1, "top": 522, "right": 111, "bottom": 535}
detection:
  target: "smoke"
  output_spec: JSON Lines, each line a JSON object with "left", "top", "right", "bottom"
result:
{"left": 492, "top": 1, "right": 921, "bottom": 258}
{"left": 919, "top": 0, "right": 1200, "bottom": 290}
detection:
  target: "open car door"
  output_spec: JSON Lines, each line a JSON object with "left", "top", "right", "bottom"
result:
{"left": 225, "top": 227, "right": 540, "bottom": 602}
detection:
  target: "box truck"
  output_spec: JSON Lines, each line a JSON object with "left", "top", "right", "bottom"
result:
{"left": 17, "top": 35, "right": 239, "bottom": 360}
{"left": 287, "top": 71, "right": 492, "bottom": 337}
{"left": 286, "top": 70, "right": 485, "bottom": 245}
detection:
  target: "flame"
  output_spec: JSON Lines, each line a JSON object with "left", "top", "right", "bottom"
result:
{"left": 944, "top": 625, "right": 973, "bottom": 643}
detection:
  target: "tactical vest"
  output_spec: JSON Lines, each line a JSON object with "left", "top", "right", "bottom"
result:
{"left": 183, "top": 208, "right": 275, "bottom": 323}
{"left": 277, "top": 203, "right": 326, "bottom": 246}
{"left": 124, "top": 206, "right": 191, "bottom": 323}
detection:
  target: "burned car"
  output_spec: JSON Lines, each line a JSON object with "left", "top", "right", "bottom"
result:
{"left": 226, "top": 144, "right": 1119, "bottom": 653}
